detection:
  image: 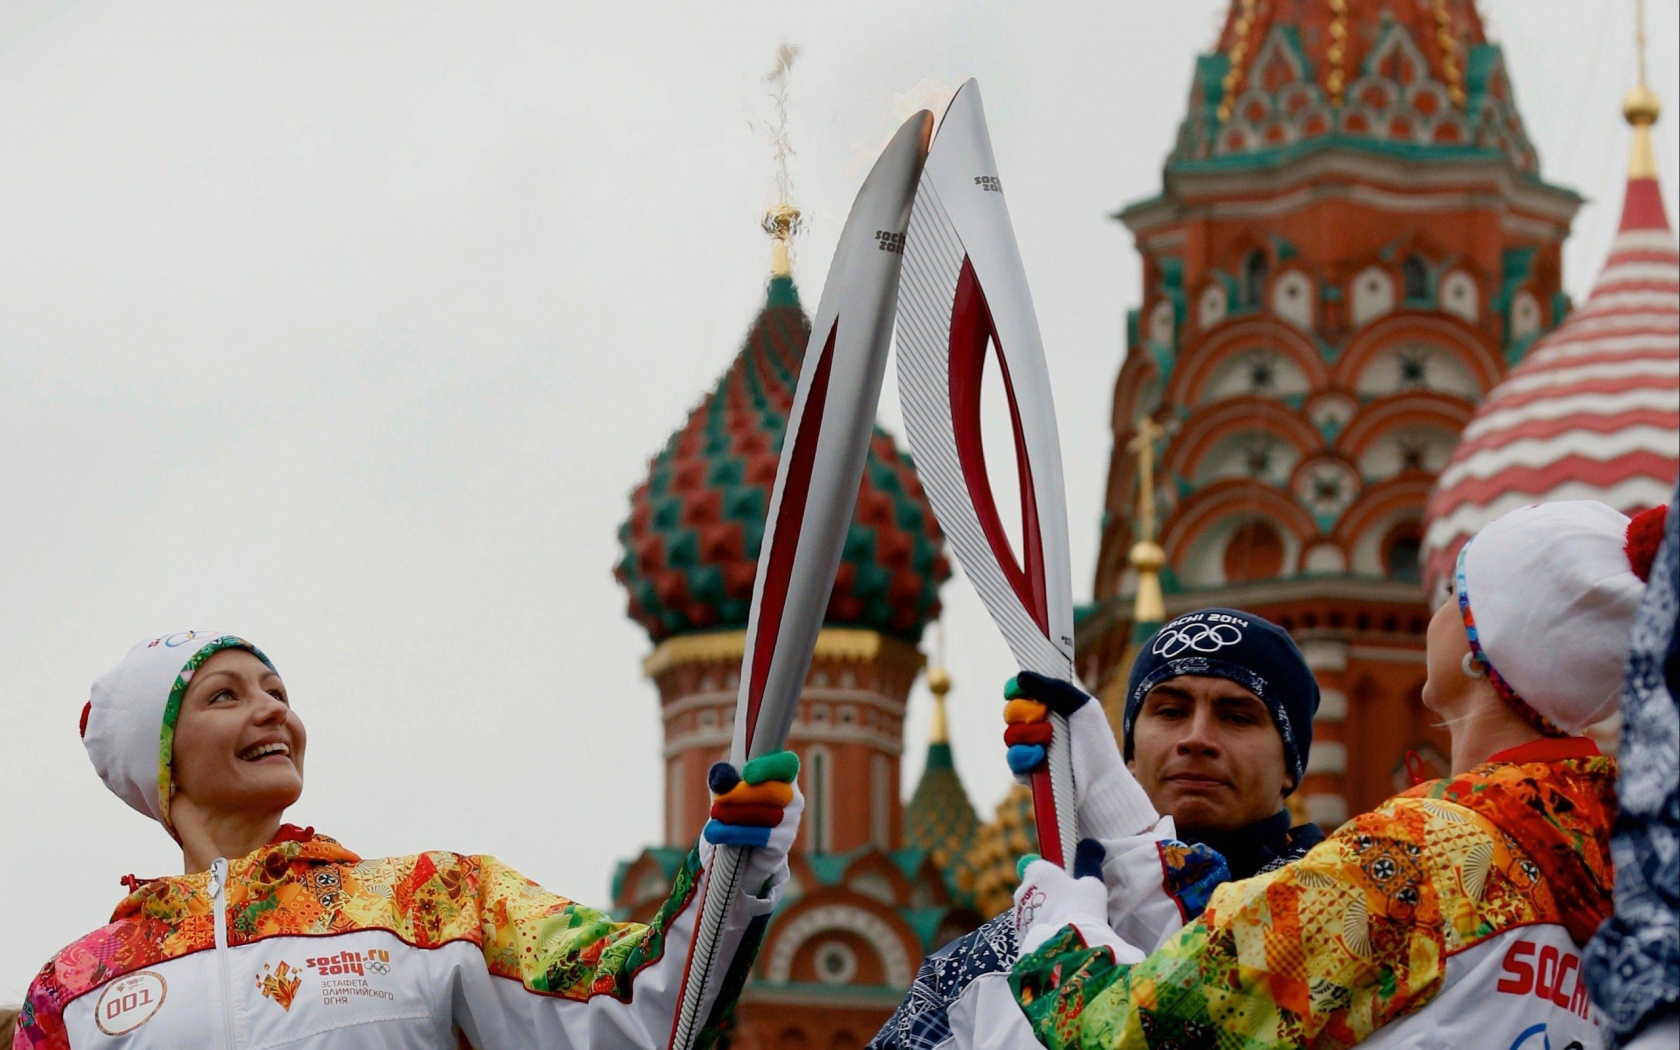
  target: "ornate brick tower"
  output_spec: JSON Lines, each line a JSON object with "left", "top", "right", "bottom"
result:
{"left": 613, "top": 205, "right": 967, "bottom": 1048}
{"left": 1078, "top": 0, "right": 1583, "bottom": 825}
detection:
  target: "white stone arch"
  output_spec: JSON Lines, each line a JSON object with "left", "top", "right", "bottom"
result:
{"left": 1180, "top": 513, "right": 1302, "bottom": 588}
{"left": 1271, "top": 270, "right": 1315, "bottom": 328}
{"left": 765, "top": 904, "right": 913, "bottom": 988}
{"left": 1441, "top": 270, "right": 1479, "bottom": 323}
{"left": 848, "top": 869, "right": 896, "bottom": 905}
{"left": 1352, "top": 267, "right": 1395, "bottom": 326}
{"left": 1349, "top": 506, "right": 1426, "bottom": 578}
{"left": 1511, "top": 290, "right": 1542, "bottom": 340}
{"left": 1198, "top": 283, "right": 1229, "bottom": 330}
{"left": 1354, "top": 343, "right": 1480, "bottom": 400}
{"left": 1200, "top": 347, "right": 1311, "bottom": 403}
{"left": 1356, "top": 422, "right": 1460, "bottom": 481}
{"left": 1148, "top": 299, "right": 1175, "bottom": 346}
{"left": 1191, "top": 430, "right": 1303, "bottom": 488}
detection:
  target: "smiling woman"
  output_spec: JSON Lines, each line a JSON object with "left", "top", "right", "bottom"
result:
{"left": 167, "top": 648, "right": 309, "bottom": 874}
{"left": 17, "top": 631, "right": 804, "bottom": 1050}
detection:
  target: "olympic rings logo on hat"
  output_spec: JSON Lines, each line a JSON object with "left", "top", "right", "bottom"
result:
{"left": 149, "top": 631, "right": 218, "bottom": 650}
{"left": 1151, "top": 621, "right": 1244, "bottom": 658}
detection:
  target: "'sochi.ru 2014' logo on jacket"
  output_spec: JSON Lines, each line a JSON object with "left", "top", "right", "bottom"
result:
{"left": 257, "top": 951, "right": 397, "bottom": 1012}
{"left": 1151, "top": 612, "right": 1248, "bottom": 658}
{"left": 308, "top": 949, "right": 392, "bottom": 978}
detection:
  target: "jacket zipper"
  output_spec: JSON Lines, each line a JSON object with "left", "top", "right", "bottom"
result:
{"left": 209, "top": 858, "right": 242, "bottom": 1050}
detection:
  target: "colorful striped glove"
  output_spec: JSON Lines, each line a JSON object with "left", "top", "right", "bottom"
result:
{"left": 1003, "top": 672, "right": 1091, "bottom": 775}
{"left": 703, "top": 750, "right": 802, "bottom": 851}
{"left": 1001, "top": 671, "right": 1158, "bottom": 841}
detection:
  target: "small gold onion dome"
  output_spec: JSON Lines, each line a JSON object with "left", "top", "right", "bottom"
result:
{"left": 926, "top": 663, "right": 951, "bottom": 744}
{"left": 1625, "top": 84, "right": 1662, "bottom": 180}
{"left": 1129, "top": 540, "right": 1166, "bottom": 571}
{"left": 927, "top": 664, "right": 952, "bottom": 697}
{"left": 1626, "top": 84, "right": 1661, "bottom": 127}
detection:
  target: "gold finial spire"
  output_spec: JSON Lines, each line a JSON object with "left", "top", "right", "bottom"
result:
{"left": 761, "top": 44, "right": 803, "bottom": 278}
{"left": 1625, "top": 0, "right": 1661, "bottom": 179}
{"left": 927, "top": 622, "right": 951, "bottom": 745}
{"left": 764, "top": 201, "right": 802, "bottom": 278}
{"left": 1126, "top": 417, "right": 1167, "bottom": 625}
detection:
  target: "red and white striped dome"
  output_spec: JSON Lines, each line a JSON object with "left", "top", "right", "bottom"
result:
{"left": 1423, "top": 116, "right": 1679, "bottom": 599}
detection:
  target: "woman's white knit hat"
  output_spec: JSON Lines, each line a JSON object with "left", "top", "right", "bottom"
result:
{"left": 1457, "top": 500, "right": 1666, "bottom": 735}
{"left": 81, "top": 631, "right": 273, "bottom": 831}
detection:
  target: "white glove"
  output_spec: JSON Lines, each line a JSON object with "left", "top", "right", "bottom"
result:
{"left": 1011, "top": 845, "right": 1146, "bottom": 962}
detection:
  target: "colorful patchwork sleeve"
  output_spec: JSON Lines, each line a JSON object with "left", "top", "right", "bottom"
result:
{"left": 1011, "top": 797, "right": 1523, "bottom": 1050}
{"left": 14, "top": 962, "right": 70, "bottom": 1050}
{"left": 448, "top": 847, "right": 767, "bottom": 1049}
{"left": 469, "top": 850, "right": 702, "bottom": 1000}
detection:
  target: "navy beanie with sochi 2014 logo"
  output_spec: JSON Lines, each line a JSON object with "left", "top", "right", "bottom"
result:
{"left": 1122, "top": 608, "right": 1319, "bottom": 794}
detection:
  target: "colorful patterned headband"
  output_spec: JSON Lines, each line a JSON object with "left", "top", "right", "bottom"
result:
{"left": 1455, "top": 543, "right": 1566, "bottom": 737}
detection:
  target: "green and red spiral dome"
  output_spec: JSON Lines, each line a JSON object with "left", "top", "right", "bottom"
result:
{"left": 616, "top": 273, "right": 950, "bottom": 643}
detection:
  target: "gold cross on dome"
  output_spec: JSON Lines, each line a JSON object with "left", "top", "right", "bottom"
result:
{"left": 1126, "top": 415, "right": 1168, "bottom": 625}
{"left": 1127, "top": 416, "right": 1165, "bottom": 545}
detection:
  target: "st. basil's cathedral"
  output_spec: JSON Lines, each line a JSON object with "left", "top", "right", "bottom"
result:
{"left": 610, "top": 2, "right": 1679, "bottom": 1047}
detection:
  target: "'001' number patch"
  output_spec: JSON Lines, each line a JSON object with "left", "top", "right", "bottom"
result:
{"left": 95, "top": 971, "right": 167, "bottom": 1035}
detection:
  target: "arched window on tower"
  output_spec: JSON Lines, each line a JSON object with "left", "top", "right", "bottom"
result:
{"left": 1223, "top": 519, "right": 1286, "bottom": 583}
{"left": 806, "top": 745, "right": 832, "bottom": 855}
{"left": 778, "top": 1029, "right": 811, "bottom": 1050}
{"left": 1243, "top": 249, "right": 1270, "bottom": 309}
{"left": 1382, "top": 521, "right": 1424, "bottom": 584}
{"left": 668, "top": 759, "right": 683, "bottom": 845}
{"left": 1402, "top": 254, "right": 1430, "bottom": 303}
{"left": 871, "top": 754, "right": 891, "bottom": 849}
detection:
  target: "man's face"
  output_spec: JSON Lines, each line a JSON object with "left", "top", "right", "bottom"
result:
{"left": 1126, "top": 675, "right": 1292, "bottom": 837}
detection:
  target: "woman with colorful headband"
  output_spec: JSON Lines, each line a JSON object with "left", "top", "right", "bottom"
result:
{"left": 1009, "top": 500, "right": 1664, "bottom": 1050}
{"left": 14, "top": 632, "right": 801, "bottom": 1049}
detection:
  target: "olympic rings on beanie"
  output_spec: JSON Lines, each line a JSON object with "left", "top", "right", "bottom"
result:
{"left": 1123, "top": 608, "right": 1319, "bottom": 794}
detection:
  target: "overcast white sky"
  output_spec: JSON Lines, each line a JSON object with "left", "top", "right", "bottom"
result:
{"left": 1, "top": 1, "right": 1675, "bottom": 997}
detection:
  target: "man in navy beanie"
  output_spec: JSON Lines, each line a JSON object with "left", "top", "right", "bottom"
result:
{"left": 871, "top": 608, "right": 1323, "bottom": 1050}
{"left": 1117, "top": 607, "right": 1322, "bottom": 874}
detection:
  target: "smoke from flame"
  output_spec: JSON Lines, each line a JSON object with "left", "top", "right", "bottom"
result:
{"left": 765, "top": 43, "right": 801, "bottom": 207}
{"left": 847, "top": 79, "right": 958, "bottom": 181}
